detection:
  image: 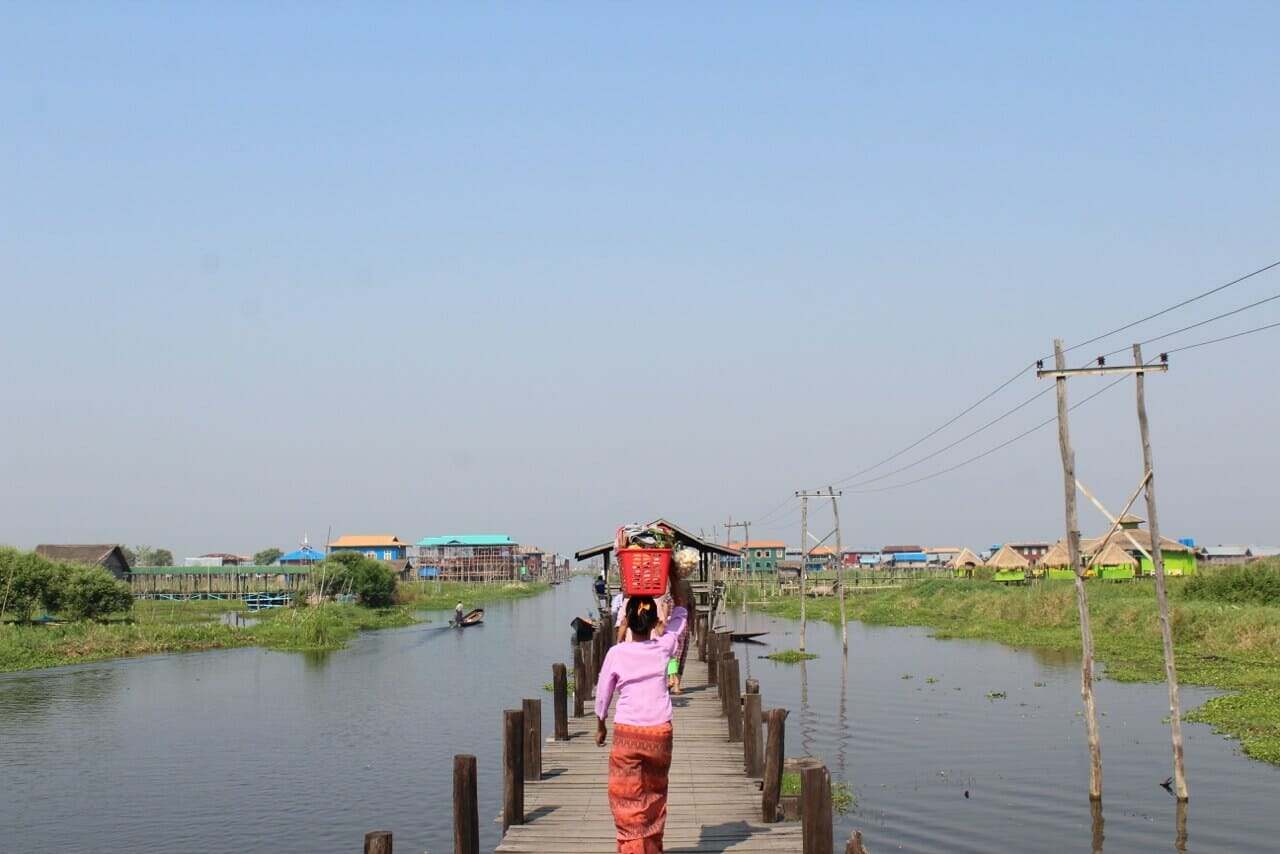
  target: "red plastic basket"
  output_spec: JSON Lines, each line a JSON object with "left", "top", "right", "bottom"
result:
{"left": 617, "top": 548, "right": 672, "bottom": 596}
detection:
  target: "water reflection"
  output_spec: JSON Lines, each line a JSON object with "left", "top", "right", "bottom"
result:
{"left": 1, "top": 580, "right": 1276, "bottom": 854}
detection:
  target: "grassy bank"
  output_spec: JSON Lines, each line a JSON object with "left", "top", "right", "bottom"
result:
{"left": 0, "top": 580, "right": 551, "bottom": 673}
{"left": 758, "top": 575, "right": 1280, "bottom": 765}
{"left": 396, "top": 580, "right": 550, "bottom": 610}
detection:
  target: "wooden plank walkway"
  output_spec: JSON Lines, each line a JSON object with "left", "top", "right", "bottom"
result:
{"left": 496, "top": 658, "right": 802, "bottom": 853}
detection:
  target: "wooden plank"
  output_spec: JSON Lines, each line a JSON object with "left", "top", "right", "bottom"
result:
{"left": 496, "top": 658, "right": 802, "bottom": 852}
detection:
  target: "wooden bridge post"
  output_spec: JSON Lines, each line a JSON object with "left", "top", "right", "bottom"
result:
{"left": 696, "top": 613, "right": 709, "bottom": 661}
{"left": 552, "top": 663, "right": 569, "bottom": 740}
{"left": 801, "top": 761, "right": 833, "bottom": 854}
{"left": 718, "top": 651, "right": 736, "bottom": 711}
{"left": 744, "top": 682, "right": 762, "bottom": 774}
{"left": 522, "top": 698, "right": 542, "bottom": 780}
{"left": 453, "top": 754, "right": 478, "bottom": 854}
{"left": 762, "top": 708, "right": 789, "bottom": 822}
{"left": 363, "top": 830, "right": 392, "bottom": 853}
{"left": 503, "top": 709, "right": 525, "bottom": 832}
{"left": 724, "top": 658, "right": 743, "bottom": 743}
{"left": 573, "top": 646, "right": 586, "bottom": 717}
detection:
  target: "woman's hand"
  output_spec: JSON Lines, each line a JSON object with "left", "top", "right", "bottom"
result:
{"left": 595, "top": 717, "right": 607, "bottom": 747}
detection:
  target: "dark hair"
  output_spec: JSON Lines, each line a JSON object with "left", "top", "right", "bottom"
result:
{"left": 625, "top": 595, "right": 660, "bottom": 636}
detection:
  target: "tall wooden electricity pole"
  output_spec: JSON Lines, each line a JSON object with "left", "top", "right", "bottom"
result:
{"left": 1135, "top": 343, "right": 1188, "bottom": 801}
{"left": 827, "top": 486, "right": 847, "bottom": 651}
{"left": 1043, "top": 339, "right": 1103, "bottom": 800}
{"left": 1039, "top": 340, "right": 1174, "bottom": 801}
{"left": 796, "top": 491, "right": 810, "bottom": 651}
{"left": 726, "top": 519, "right": 751, "bottom": 619}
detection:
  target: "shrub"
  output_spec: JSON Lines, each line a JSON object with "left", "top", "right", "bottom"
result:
{"left": 59, "top": 564, "right": 134, "bottom": 621}
{"left": 0, "top": 548, "right": 62, "bottom": 622}
{"left": 312, "top": 552, "right": 397, "bottom": 608}
{"left": 1182, "top": 561, "right": 1280, "bottom": 607}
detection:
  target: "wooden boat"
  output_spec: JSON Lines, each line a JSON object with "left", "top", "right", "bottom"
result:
{"left": 729, "top": 631, "right": 768, "bottom": 643}
{"left": 570, "top": 616, "right": 597, "bottom": 642}
{"left": 451, "top": 608, "right": 484, "bottom": 627}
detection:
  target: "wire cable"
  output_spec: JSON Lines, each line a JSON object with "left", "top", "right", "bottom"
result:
{"left": 848, "top": 374, "right": 1129, "bottom": 494}
{"left": 1165, "top": 319, "right": 1280, "bottom": 355}
{"left": 830, "top": 361, "right": 1038, "bottom": 485}
{"left": 841, "top": 385, "right": 1056, "bottom": 488}
{"left": 1097, "top": 291, "right": 1280, "bottom": 359}
{"left": 1057, "top": 258, "right": 1280, "bottom": 358}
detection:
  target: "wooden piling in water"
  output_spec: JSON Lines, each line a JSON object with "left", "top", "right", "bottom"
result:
{"left": 572, "top": 646, "right": 586, "bottom": 718}
{"left": 801, "top": 762, "right": 833, "bottom": 854}
{"left": 522, "top": 698, "right": 542, "bottom": 781}
{"left": 552, "top": 663, "right": 568, "bottom": 740}
{"left": 453, "top": 754, "right": 478, "bottom": 854}
{"left": 744, "top": 687, "right": 763, "bottom": 777}
{"left": 762, "top": 708, "right": 789, "bottom": 822}
{"left": 363, "top": 830, "right": 392, "bottom": 854}
{"left": 503, "top": 709, "right": 524, "bottom": 832}
{"left": 723, "top": 658, "right": 743, "bottom": 743}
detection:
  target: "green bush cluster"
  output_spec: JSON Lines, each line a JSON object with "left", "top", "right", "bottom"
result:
{"left": 309, "top": 551, "right": 397, "bottom": 608}
{"left": 1182, "top": 560, "right": 1280, "bottom": 607}
{"left": 0, "top": 547, "right": 134, "bottom": 623}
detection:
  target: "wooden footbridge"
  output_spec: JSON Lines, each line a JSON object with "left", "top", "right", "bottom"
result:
{"left": 496, "top": 654, "right": 802, "bottom": 852}
{"left": 362, "top": 615, "right": 854, "bottom": 854}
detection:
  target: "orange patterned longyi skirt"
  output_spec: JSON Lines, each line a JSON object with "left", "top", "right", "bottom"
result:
{"left": 607, "top": 721, "right": 674, "bottom": 853}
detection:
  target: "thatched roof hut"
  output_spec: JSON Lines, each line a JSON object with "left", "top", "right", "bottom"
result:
{"left": 948, "top": 548, "right": 984, "bottom": 569}
{"left": 1037, "top": 541, "right": 1071, "bottom": 569}
{"left": 986, "top": 543, "right": 1030, "bottom": 569}
{"left": 1093, "top": 541, "right": 1138, "bottom": 568}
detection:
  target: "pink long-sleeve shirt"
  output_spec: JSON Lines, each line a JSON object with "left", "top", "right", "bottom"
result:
{"left": 594, "top": 606, "right": 687, "bottom": 727}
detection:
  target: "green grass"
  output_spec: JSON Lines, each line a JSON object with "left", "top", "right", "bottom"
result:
{"left": 396, "top": 580, "right": 550, "bottom": 610}
{"left": 0, "top": 580, "right": 552, "bottom": 673}
{"left": 765, "top": 649, "right": 819, "bottom": 664}
{"left": 758, "top": 577, "right": 1280, "bottom": 765}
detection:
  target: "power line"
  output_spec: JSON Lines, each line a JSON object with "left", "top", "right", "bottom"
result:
{"left": 848, "top": 374, "right": 1129, "bottom": 495}
{"left": 1058, "top": 258, "right": 1280, "bottom": 358}
{"left": 1098, "top": 290, "right": 1280, "bottom": 359}
{"left": 839, "top": 259, "right": 1280, "bottom": 489}
{"left": 1165, "top": 319, "right": 1280, "bottom": 355}
{"left": 839, "top": 385, "right": 1055, "bottom": 489}
{"left": 830, "top": 361, "right": 1037, "bottom": 484}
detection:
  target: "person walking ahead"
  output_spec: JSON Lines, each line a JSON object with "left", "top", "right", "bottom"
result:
{"left": 594, "top": 580, "right": 688, "bottom": 853}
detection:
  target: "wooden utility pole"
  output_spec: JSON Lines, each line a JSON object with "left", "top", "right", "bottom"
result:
{"left": 795, "top": 492, "right": 811, "bottom": 651}
{"left": 726, "top": 519, "right": 751, "bottom": 619}
{"left": 1135, "top": 343, "right": 1188, "bottom": 801}
{"left": 1044, "top": 339, "right": 1103, "bottom": 800}
{"left": 827, "top": 486, "right": 847, "bottom": 651}
{"left": 1039, "top": 341, "right": 1177, "bottom": 803}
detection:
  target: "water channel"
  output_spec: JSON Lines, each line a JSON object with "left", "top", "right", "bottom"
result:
{"left": 1, "top": 575, "right": 1276, "bottom": 852}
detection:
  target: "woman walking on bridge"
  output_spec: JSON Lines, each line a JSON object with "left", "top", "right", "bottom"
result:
{"left": 594, "top": 579, "right": 688, "bottom": 853}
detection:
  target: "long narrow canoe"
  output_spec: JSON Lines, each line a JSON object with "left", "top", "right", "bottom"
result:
{"left": 452, "top": 608, "right": 484, "bottom": 627}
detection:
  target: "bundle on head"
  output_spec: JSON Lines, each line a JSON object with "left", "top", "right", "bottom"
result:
{"left": 626, "top": 595, "right": 660, "bottom": 636}
{"left": 673, "top": 547, "right": 699, "bottom": 577}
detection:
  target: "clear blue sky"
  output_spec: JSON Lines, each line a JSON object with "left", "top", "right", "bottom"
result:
{"left": 3, "top": 2, "right": 1278, "bottom": 559}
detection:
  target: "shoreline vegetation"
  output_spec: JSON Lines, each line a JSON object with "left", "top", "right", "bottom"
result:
{"left": 0, "top": 580, "right": 549, "bottom": 674}
{"left": 752, "top": 565, "right": 1280, "bottom": 766}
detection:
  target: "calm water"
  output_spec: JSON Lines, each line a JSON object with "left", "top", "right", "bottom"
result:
{"left": 1, "top": 577, "right": 1277, "bottom": 852}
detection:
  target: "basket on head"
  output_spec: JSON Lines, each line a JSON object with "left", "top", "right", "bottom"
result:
{"left": 617, "top": 548, "right": 672, "bottom": 596}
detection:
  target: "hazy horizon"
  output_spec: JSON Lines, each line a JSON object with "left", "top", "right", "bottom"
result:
{"left": 4, "top": 4, "right": 1278, "bottom": 561}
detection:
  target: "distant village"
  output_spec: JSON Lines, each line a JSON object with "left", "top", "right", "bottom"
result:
{"left": 724, "top": 513, "right": 1279, "bottom": 582}
{"left": 31, "top": 515, "right": 1277, "bottom": 593}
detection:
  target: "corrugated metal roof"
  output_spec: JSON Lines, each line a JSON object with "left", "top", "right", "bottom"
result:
{"left": 328, "top": 535, "right": 405, "bottom": 548}
{"left": 1203, "top": 545, "right": 1250, "bottom": 557}
{"left": 417, "top": 535, "right": 516, "bottom": 547}
{"left": 280, "top": 547, "right": 326, "bottom": 562}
